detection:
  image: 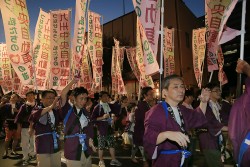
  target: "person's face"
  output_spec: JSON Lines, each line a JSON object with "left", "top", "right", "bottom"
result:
{"left": 74, "top": 93, "right": 88, "bottom": 109}
{"left": 144, "top": 90, "right": 154, "bottom": 102}
{"left": 163, "top": 78, "right": 185, "bottom": 104}
{"left": 26, "top": 93, "right": 35, "bottom": 103}
{"left": 122, "top": 98, "right": 129, "bottom": 107}
{"left": 210, "top": 87, "right": 221, "bottom": 101}
{"left": 100, "top": 94, "right": 109, "bottom": 103}
{"left": 42, "top": 93, "right": 56, "bottom": 107}
{"left": 10, "top": 94, "right": 18, "bottom": 103}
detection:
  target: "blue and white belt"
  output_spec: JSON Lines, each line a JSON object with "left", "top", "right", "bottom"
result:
{"left": 238, "top": 132, "right": 250, "bottom": 167}
{"left": 65, "top": 133, "right": 87, "bottom": 151}
{"left": 36, "top": 131, "right": 59, "bottom": 149}
{"left": 160, "top": 149, "right": 191, "bottom": 167}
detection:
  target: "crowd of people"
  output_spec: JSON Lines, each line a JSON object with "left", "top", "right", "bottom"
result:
{"left": 0, "top": 59, "right": 249, "bottom": 167}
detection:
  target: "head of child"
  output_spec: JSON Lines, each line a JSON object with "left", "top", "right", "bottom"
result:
{"left": 127, "top": 103, "right": 137, "bottom": 113}
{"left": 72, "top": 87, "right": 88, "bottom": 109}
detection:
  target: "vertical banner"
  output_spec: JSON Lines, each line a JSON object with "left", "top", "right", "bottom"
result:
{"left": 132, "top": 0, "right": 160, "bottom": 56}
{"left": 111, "top": 47, "right": 118, "bottom": 94}
{"left": 50, "top": 9, "right": 71, "bottom": 90}
{"left": 205, "top": 0, "right": 237, "bottom": 72}
{"left": 33, "top": 9, "right": 51, "bottom": 90}
{"left": 12, "top": 71, "right": 21, "bottom": 93}
{"left": 79, "top": 46, "right": 92, "bottom": 91}
{"left": 72, "top": 0, "right": 88, "bottom": 75}
{"left": 88, "top": 11, "right": 103, "bottom": 92}
{"left": 138, "top": 20, "right": 159, "bottom": 76}
{"left": 112, "top": 39, "right": 126, "bottom": 95}
{"left": 192, "top": 28, "right": 206, "bottom": 88}
{"left": 136, "top": 20, "right": 154, "bottom": 88}
{"left": 217, "top": 47, "right": 228, "bottom": 85}
{"left": 0, "top": 0, "right": 32, "bottom": 85}
{"left": 0, "top": 44, "right": 13, "bottom": 94}
{"left": 126, "top": 48, "right": 140, "bottom": 81}
{"left": 163, "top": 27, "right": 175, "bottom": 77}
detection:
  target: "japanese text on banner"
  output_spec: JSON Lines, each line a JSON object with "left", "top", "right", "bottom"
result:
{"left": 0, "top": 0, "right": 32, "bottom": 84}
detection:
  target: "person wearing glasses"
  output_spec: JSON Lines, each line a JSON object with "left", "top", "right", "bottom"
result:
{"left": 229, "top": 59, "right": 250, "bottom": 167}
{"left": 60, "top": 78, "right": 96, "bottom": 167}
{"left": 28, "top": 90, "right": 61, "bottom": 167}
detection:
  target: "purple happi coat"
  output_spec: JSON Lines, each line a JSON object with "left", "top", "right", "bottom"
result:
{"left": 144, "top": 103, "right": 206, "bottom": 167}
{"left": 29, "top": 106, "right": 61, "bottom": 154}
{"left": 134, "top": 101, "right": 150, "bottom": 146}
{"left": 229, "top": 78, "right": 250, "bottom": 167}
{"left": 61, "top": 101, "right": 94, "bottom": 160}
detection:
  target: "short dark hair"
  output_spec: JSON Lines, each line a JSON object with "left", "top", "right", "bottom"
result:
{"left": 221, "top": 90, "right": 231, "bottom": 99}
{"left": 185, "top": 89, "right": 194, "bottom": 97}
{"left": 141, "top": 87, "right": 153, "bottom": 101}
{"left": 162, "top": 74, "right": 183, "bottom": 90}
{"left": 120, "top": 96, "right": 128, "bottom": 103}
{"left": 127, "top": 102, "right": 137, "bottom": 112}
{"left": 41, "top": 90, "right": 56, "bottom": 98}
{"left": 50, "top": 89, "right": 58, "bottom": 96}
{"left": 99, "top": 91, "right": 109, "bottom": 98}
{"left": 72, "top": 87, "right": 88, "bottom": 97}
{"left": 205, "top": 82, "right": 219, "bottom": 90}
{"left": 67, "top": 90, "right": 73, "bottom": 97}
{"left": 25, "top": 90, "right": 35, "bottom": 97}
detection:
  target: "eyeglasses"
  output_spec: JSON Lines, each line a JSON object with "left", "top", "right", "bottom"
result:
{"left": 211, "top": 90, "right": 221, "bottom": 93}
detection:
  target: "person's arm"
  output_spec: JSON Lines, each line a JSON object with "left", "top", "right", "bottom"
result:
{"left": 40, "top": 97, "right": 60, "bottom": 116}
{"left": 199, "top": 88, "right": 211, "bottom": 114}
{"left": 60, "top": 77, "right": 79, "bottom": 107}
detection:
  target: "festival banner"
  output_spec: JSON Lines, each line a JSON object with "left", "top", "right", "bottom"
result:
{"left": 79, "top": 46, "right": 92, "bottom": 91}
{"left": 12, "top": 71, "right": 21, "bottom": 93}
{"left": 132, "top": 0, "right": 160, "bottom": 56}
{"left": 33, "top": 9, "right": 51, "bottom": 90}
{"left": 205, "top": 0, "right": 237, "bottom": 72}
{"left": 49, "top": 9, "right": 71, "bottom": 90}
{"left": 0, "top": 44, "right": 13, "bottom": 94}
{"left": 0, "top": 0, "right": 32, "bottom": 85}
{"left": 88, "top": 11, "right": 103, "bottom": 92}
{"left": 217, "top": 47, "right": 228, "bottom": 85}
{"left": 111, "top": 38, "right": 126, "bottom": 94}
{"left": 219, "top": 26, "right": 241, "bottom": 45}
{"left": 72, "top": 0, "right": 89, "bottom": 75}
{"left": 136, "top": 20, "right": 154, "bottom": 88}
{"left": 138, "top": 20, "right": 159, "bottom": 76}
{"left": 192, "top": 28, "right": 206, "bottom": 88}
{"left": 126, "top": 48, "right": 140, "bottom": 81}
{"left": 163, "top": 27, "right": 175, "bottom": 77}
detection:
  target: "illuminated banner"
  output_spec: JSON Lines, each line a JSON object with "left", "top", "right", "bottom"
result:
{"left": 135, "top": 21, "right": 154, "bottom": 88}
{"left": 126, "top": 48, "right": 140, "bottom": 81}
{"left": 0, "top": 44, "right": 13, "bottom": 94}
{"left": 79, "top": 46, "right": 92, "bottom": 91}
{"left": 132, "top": 0, "right": 160, "bottom": 56}
{"left": 0, "top": 0, "right": 32, "bottom": 85}
{"left": 49, "top": 9, "right": 71, "bottom": 90}
{"left": 192, "top": 28, "right": 206, "bottom": 88}
{"left": 33, "top": 9, "right": 51, "bottom": 90}
{"left": 88, "top": 11, "right": 103, "bottom": 92}
{"left": 205, "top": 0, "right": 237, "bottom": 72}
{"left": 138, "top": 20, "right": 159, "bottom": 76}
{"left": 72, "top": 0, "right": 89, "bottom": 75}
{"left": 111, "top": 39, "right": 126, "bottom": 94}
{"left": 163, "top": 27, "right": 175, "bottom": 77}
{"left": 217, "top": 47, "right": 228, "bottom": 85}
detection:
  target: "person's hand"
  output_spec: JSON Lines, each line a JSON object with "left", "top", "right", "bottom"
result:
{"left": 103, "top": 113, "right": 110, "bottom": 119}
{"left": 89, "top": 138, "right": 97, "bottom": 152}
{"left": 199, "top": 88, "right": 211, "bottom": 103}
{"left": 165, "top": 131, "right": 190, "bottom": 148}
{"left": 236, "top": 59, "right": 250, "bottom": 76}
{"left": 51, "top": 97, "right": 60, "bottom": 110}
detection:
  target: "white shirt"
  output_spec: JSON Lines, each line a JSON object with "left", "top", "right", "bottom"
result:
{"left": 76, "top": 108, "right": 88, "bottom": 128}
{"left": 48, "top": 111, "right": 55, "bottom": 125}
{"left": 209, "top": 100, "right": 221, "bottom": 122}
{"left": 172, "top": 106, "right": 182, "bottom": 126}
{"left": 100, "top": 101, "right": 111, "bottom": 114}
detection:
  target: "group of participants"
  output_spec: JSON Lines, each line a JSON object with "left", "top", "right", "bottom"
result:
{"left": 0, "top": 59, "right": 249, "bottom": 167}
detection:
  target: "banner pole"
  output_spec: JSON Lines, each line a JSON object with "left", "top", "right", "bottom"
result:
{"left": 159, "top": 0, "right": 164, "bottom": 101}
{"left": 209, "top": 71, "right": 213, "bottom": 83}
{"left": 236, "top": 0, "right": 247, "bottom": 97}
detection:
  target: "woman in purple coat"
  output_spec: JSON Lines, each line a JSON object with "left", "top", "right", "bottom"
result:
{"left": 60, "top": 78, "right": 96, "bottom": 167}
{"left": 143, "top": 74, "right": 210, "bottom": 167}
{"left": 229, "top": 59, "right": 250, "bottom": 167}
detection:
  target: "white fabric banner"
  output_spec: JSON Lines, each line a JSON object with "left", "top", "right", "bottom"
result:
{"left": 0, "top": 0, "right": 32, "bottom": 85}
{"left": 49, "top": 10, "right": 71, "bottom": 90}
{"left": 33, "top": 9, "right": 51, "bottom": 90}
